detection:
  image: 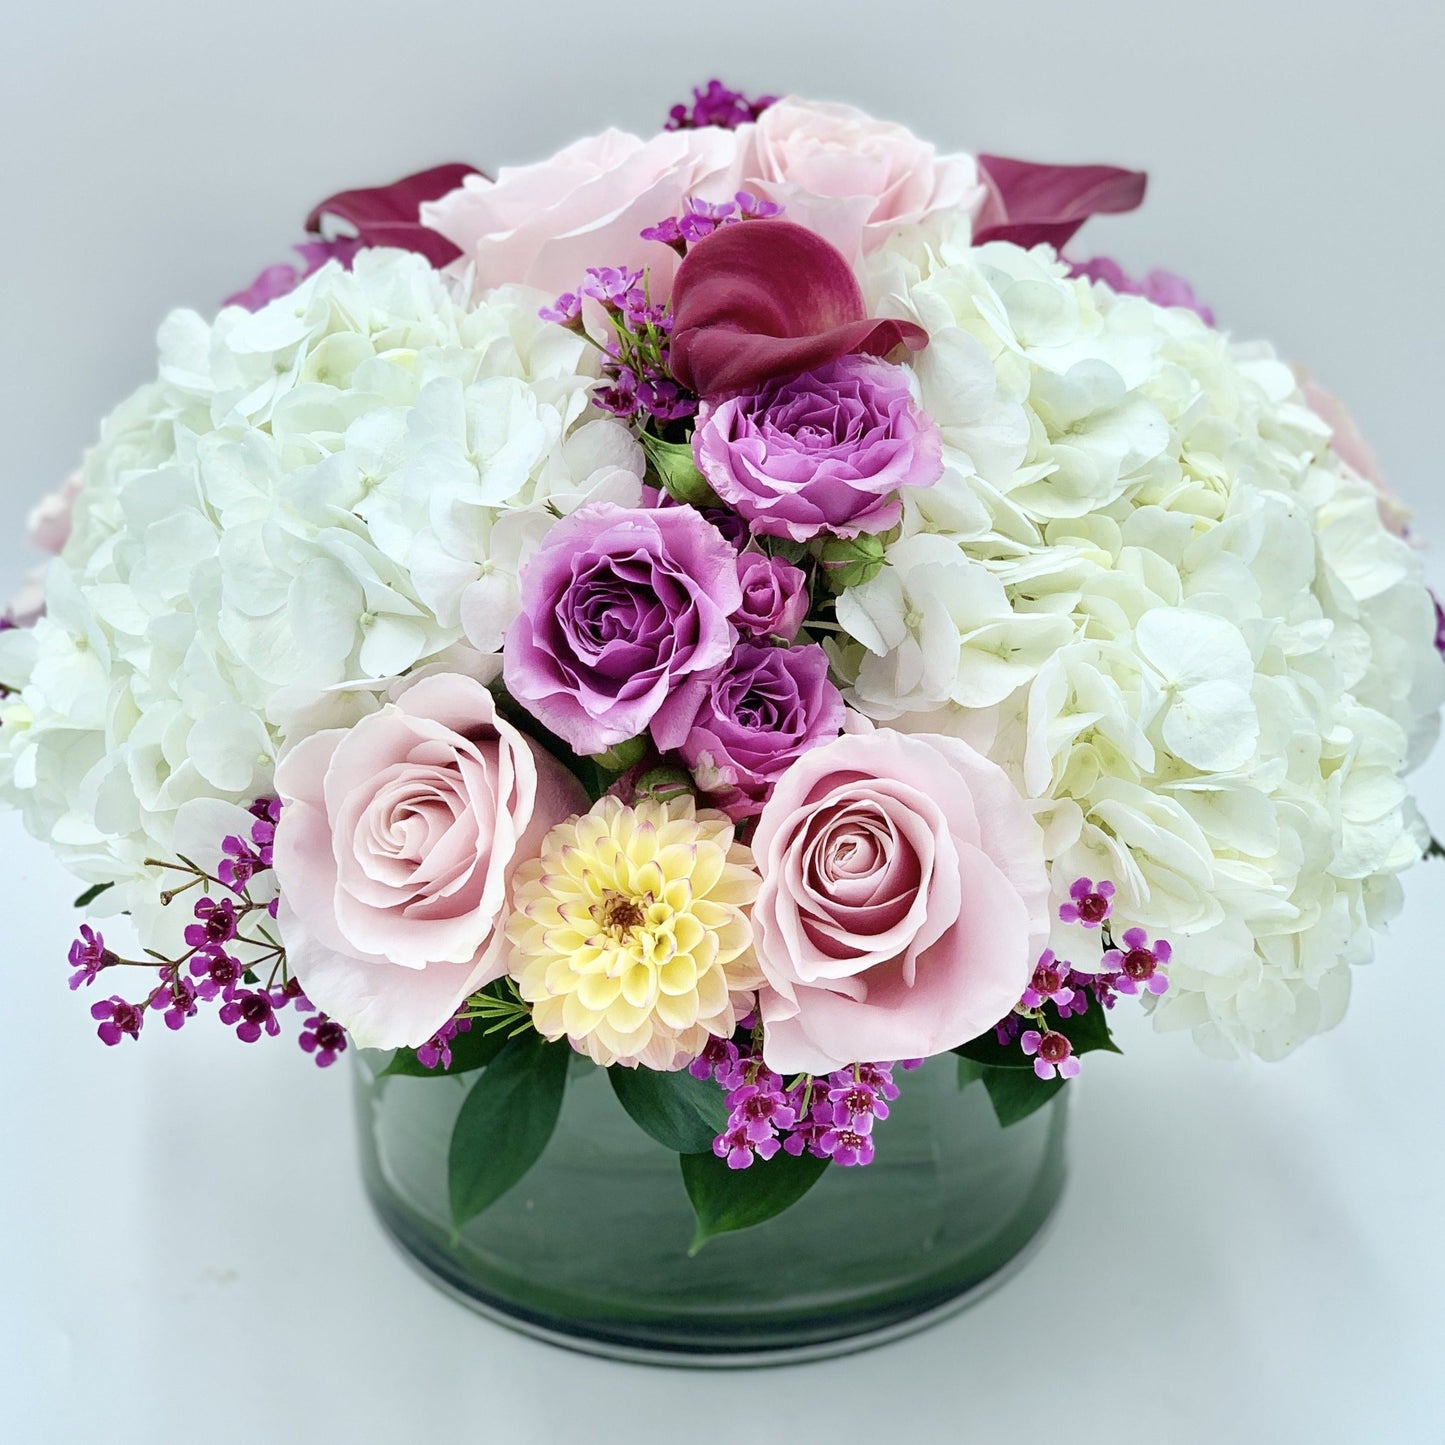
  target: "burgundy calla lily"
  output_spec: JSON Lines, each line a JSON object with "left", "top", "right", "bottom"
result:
{"left": 305, "top": 162, "right": 484, "bottom": 268}
{"left": 975, "top": 155, "right": 1147, "bottom": 251}
{"left": 668, "top": 220, "right": 929, "bottom": 399}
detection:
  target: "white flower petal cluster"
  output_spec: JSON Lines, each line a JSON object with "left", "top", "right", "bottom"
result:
{"left": 834, "top": 227, "right": 1445, "bottom": 1059}
{"left": 0, "top": 250, "right": 642, "bottom": 949}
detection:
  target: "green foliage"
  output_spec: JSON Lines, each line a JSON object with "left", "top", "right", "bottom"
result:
{"left": 641, "top": 432, "right": 719, "bottom": 508}
{"left": 680, "top": 1149, "right": 829, "bottom": 1255}
{"left": 814, "top": 532, "right": 886, "bottom": 591}
{"left": 447, "top": 1032, "right": 570, "bottom": 1227}
{"left": 954, "top": 1002, "right": 1122, "bottom": 1127}
{"left": 73, "top": 882, "right": 115, "bottom": 909}
{"left": 609, "top": 1064, "right": 729, "bottom": 1154}
{"left": 379, "top": 1024, "right": 509, "bottom": 1079}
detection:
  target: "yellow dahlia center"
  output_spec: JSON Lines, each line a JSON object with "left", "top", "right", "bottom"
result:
{"left": 506, "top": 795, "right": 762, "bottom": 1070}
{"left": 592, "top": 889, "right": 650, "bottom": 939}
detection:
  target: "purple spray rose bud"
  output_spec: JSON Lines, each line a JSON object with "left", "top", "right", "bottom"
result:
{"left": 504, "top": 503, "right": 742, "bottom": 754}
{"left": 651, "top": 641, "right": 845, "bottom": 820}
{"left": 693, "top": 354, "right": 943, "bottom": 542}
{"left": 733, "top": 552, "right": 810, "bottom": 640}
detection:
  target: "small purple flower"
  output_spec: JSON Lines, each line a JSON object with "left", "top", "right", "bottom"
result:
{"left": 731, "top": 552, "right": 810, "bottom": 641}
{"left": 68, "top": 924, "right": 113, "bottom": 990}
{"left": 189, "top": 948, "right": 246, "bottom": 1003}
{"left": 299, "top": 1013, "right": 348, "bottom": 1067}
{"left": 91, "top": 996, "right": 145, "bottom": 1046}
{"left": 1433, "top": 591, "right": 1445, "bottom": 658}
{"left": 1103, "top": 927, "right": 1172, "bottom": 997}
{"left": 692, "top": 354, "right": 943, "bottom": 542}
{"left": 539, "top": 291, "right": 583, "bottom": 327}
{"left": 827, "top": 1076, "right": 890, "bottom": 1127}
{"left": 1020, "top": 949, "right": 1076, "bottom": 1010}
{"left": 184, "top": 896, "right": 239, "bottom": 950}
{"left": 818, "top": 1124, "right": 875, "bottom": 1167}
{"left": 650, "top": 640, "right": 845, "bottom": 820}
{"left": 666, "top": 80, "right": 776, "bottom": 133}
{"left": 688, "top": 1034, "right": 742, "bottom": 1085}
{"left": 1059, "top": 877, "right": 1115, "bottom": 928}
{"left": 416, "top": 1015, "right": 472, "bottom": 1071}
{"left": 725, "top": 1078, "right": 797, "bottom": 1144}
{"left": 218, "top": 988, "right": 281, "bottom": 1044}
{"left": 148, "top": 971, "right": 200, "bottom": 1031}
{"left": 714, "top": 1122, "right": 782, "bottom": 1170}
{"left": 217, "top": 834, "right": 265, "bottom": 894}
{"left": 1021, "top": 1029, "right": 1080, "bottom": 1081}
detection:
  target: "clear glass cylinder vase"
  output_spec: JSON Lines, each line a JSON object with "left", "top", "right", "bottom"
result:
{"left": 352, "top": 1048, "right": 1068, "bottom": 1366}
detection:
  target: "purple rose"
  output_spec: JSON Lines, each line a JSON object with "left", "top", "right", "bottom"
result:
{"left": 504, "top": 503, "right": 741, "bottom": 754}
{"left": 733, "top": 553, "right": 809, "bottom": 640}
{"left": 652, "top": 641, "right": 845, "bottom": 820}
{"left": 693, "top": 354, "right": 943, "bottom": 542}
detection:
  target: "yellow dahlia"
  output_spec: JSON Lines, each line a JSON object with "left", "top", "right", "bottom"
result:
{"left": 506, "top": 794, "right": 762, "bottom": 1070}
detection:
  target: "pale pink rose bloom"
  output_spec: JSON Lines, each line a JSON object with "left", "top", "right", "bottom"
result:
{"left": 1295, "top": 370, "right": 1411, "bottom": 538}
{"left": 27, "top": 470, "right": 82, "bottom": 556}
{"left": 8, "top": 471, "right": 84, "bottom": 625}
{"left": 273, "top": 671, "right": 587, "bottom": 1049}
{"left": 420, "top": 126, "right": 740, "bottom": 299}
{"left": 751, "top": 728, "right": 1051, "bottom": 1074}
{"left": 738, "top": 98, "right": 986, "bottom": 261}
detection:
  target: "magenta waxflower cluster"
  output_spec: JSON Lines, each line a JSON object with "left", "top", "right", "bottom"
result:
{"left": 665, "top": 79, "right": 776, "bottom": 132}
{"left": 68, "top": 799, "right": 346, "bottom": 1068}
{"left": 990, "top": 878, "right": 1173, "bottom": 1082}
{"left": 542, "top": 264, "right": 694, "bottom": 425}
{"left": 692, "top": 1032, "right": 917, "bottom": 1170}
{"left": 640, "top": 191, "right": 783, "bottom": 254}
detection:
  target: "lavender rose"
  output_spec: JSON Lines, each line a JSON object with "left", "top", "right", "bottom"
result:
{"left": 504, "top": 502, "right": 741, "bottom": 753}
{"left": 693, "top": 354, "right": 943, "bottom": 542}
{"left": 652, "top": 641, "right": 845, "bottom": 820}
{"left": 733, "top": 552, "right": 809, "bottom": 640}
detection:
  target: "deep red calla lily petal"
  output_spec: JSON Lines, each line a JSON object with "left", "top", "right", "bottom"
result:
{"left": 669, "top": 219, "right": 928, "bottom": 397}
{"left": 975, "top": 155, "right": 1147, "bottom": 251}
{"left": 305, "top": 163, "right": 483, "bottom": 268}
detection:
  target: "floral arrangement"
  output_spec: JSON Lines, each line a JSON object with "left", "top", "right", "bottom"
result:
{"left": 7, "top": 81, "right": 1443, "bottom": 1245}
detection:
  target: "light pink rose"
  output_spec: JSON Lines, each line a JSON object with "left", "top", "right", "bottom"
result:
{"left": 738, "top": 98, "right": 985, "bottom": 261}
{"left": 420, "top": 126, "right": 740, "bottom": 299}
{"left": 27, "top": 470, "right": 82, "bottom": 556}
{"left": 751, "top": 728, "right": 1050, "bottom": 1074}
{"left": 1294, "top": 369, "right": 1411, "bottom": 539}
{"left": 273, "top": 672, "right": 587, "bottom": 1049}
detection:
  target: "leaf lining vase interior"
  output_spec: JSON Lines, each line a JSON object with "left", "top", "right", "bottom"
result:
{"left": 353, "top": 1048, "right": 1068, "bottom": 1366}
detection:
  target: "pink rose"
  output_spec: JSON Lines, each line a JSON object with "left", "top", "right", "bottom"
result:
{"left": 273, "top": 672, "right": 587, "bottom": 1049}
{"left": 420, "top": 127, "right": 740, "bottom": 299}
{"left": 27, "top": 471, "right": 82, "bottom": 556}
{"left": 751, "top": 728, "right": 1050, "bottom": 1074}
{"left": 739, "top": 98, "right": 985, "bottom": 260}
{"left": 1295, "top": 370, "right": 1411, "bottom": 539}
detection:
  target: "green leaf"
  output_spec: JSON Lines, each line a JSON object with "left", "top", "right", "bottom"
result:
{"left": 954, "top": 1029, "right": 1036, "bottom": 1070}
{"left": 73, "top": 882, "right": 115, "bottom": 909}
{"left": 956, "top": 1054, "right": 987, "bottom": 1090}
{"left": 447, "top": 1032, "right": 570, "bottom": 1227}
{"left": 379, "top": 1024, "right": 510, "bottom": 1079}
{"left": 680, "top": 1149, "right": 829, "bottom": 1255}
{"left": 609, "top": 1064, "right": 729, "bottom": 1154}
{"left": 1055, "top": 1001, "right": 1123, "bottom": 1056}
{"left": 978, "top": 1066, "right": 1065, "bottom": 1127}
{"left": 640, "top": 432, "right": 718, "bottom": 508}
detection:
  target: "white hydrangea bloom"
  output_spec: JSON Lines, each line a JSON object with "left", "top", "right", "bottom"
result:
{"left": 838, "top": 235, "right": 1445, "bottom": 1060}
{"left": 0, "top": 250, "right": 643, "bottom": 952}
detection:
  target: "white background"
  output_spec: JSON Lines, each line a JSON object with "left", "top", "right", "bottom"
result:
{"left": 3, "top": 2, "right": 1444, "bottom": 1441}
